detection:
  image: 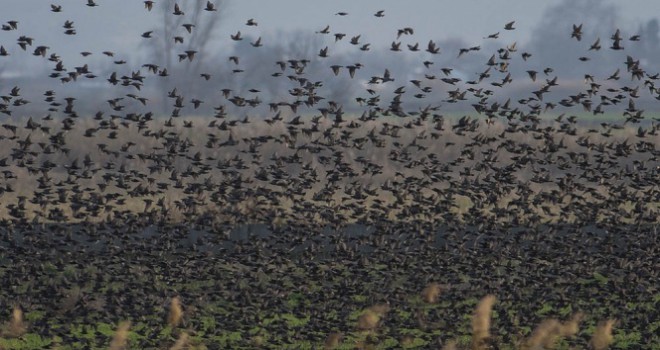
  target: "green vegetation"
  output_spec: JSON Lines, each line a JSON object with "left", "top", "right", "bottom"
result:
{"left": 0, "top": 259, "right": 655, "bottom": 349}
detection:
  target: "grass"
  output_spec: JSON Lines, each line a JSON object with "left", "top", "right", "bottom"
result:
{"left": 0, "top": 259, "right": 655, "bottom": 349}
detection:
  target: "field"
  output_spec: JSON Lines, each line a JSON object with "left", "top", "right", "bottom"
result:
{"left": 1, "top": 1, "right": 660, "bottom": 349}
{"left": 0, "top": 115, "right": 658, "bottom": 349}
{"left": 0, "top": 220, "right": 658, "bottom": 349}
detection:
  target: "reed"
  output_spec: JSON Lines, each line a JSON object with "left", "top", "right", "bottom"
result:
{"left": 1, "top": 306, "right": 27, "bottom": 338}
{"left": 471, "top": 294, "right": 496, "bottom": 350}
{"left": 590, "top": 319, "right": 616, "bottom": 350}
{"left": 168, "top": 296, "right": 184, "bottom": 328}
{"left": 108, "top": 321, "right": 130, "bottom": 350}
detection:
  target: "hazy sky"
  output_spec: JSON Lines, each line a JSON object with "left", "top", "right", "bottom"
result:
{"left": 1, "top": 0, "right": 659, "bottom": 70}
{"left": 223, "top": 0, "right": 660, "bottom": 44}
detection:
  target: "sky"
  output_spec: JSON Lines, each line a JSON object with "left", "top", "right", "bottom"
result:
{"left": 2, "top": 0, "right": 660, "bottom": 69}
{"left": 3, "top": 0, "right": 660, "bottom": 116}
{"left": 221, "top": 0, "right": 640, "bottom": 44}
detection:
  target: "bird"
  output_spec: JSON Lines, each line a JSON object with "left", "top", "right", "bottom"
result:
{"left": 426, "top": 40, "right": 440, "bottom": 54}
{"left": 173, "top": 3, "right": 184, "bottom": 15}
{"left": 2, "top": 21, "right": 18, "bottom": 31}
{"left": 0, "top": 10, "right": 655, "bottom": 350}
{"left": 330, "top": 65, "right": 342, "bottom": 76}
{"left": 607, "top": 69, "right": 620, "bottom": 81}
{"left": 610, "top": 29, "right": 624, "bottom": 50}
{"left": 397, "top": 27, "right": 413, "bottom": 38}
{"left": 204, "top": 1, "right": 217, "bottom": 11}
{"left": 571, "top": 24, "right": 583, "bottom": 41}
{"left": 250, "top": 37, "right": 262, "bottom": 47}
{"left": 182, "top": 24, "right": 195, "bottom": 33}
{"left": 230, "top": 31, "right": 242, "bottom": 41}
{"left": 346, "top": 64, "right": 360, "bottom": 78}
{"left": 526, "top": 70, "right": 537, "bottom": 82}
{"left": 504, "top": 21, "right": 515, "bottom": 30}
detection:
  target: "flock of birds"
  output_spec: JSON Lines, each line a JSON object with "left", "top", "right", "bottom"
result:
{"left": 0, "top": 1, "right": 658, "bottom": 349}
{"left": 0, "top": 2, "right": 656, "bottom": 229}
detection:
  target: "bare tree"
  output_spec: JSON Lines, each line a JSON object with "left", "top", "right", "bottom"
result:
{"left": 143, "top": 0, "right": 224, "bottom": 113}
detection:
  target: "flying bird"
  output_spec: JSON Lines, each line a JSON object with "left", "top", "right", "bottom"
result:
{"left": 250, "top": 37, "right": 262, "bottom": 47}
{"left": 426, "top": 40, "right": 440, "bottom": 54}
{"left": 571, "top": 24, "right": 583, "bottom": 41}
{"left": 610, "top": 29, "right": 624, "bottom": 50}
{"left": 330, "top": 65, "right": 342, "bottom": 76}
{"left": 204, "top": 1, "right": 217, "bottom": 11}
{"left": 173, "top": 3, "right": 184, "bottom": 15}
{"left": 230, "top": 31, "right": 242, "bottom": 41}
{"left": 182, "top": 24, "right": 195, "bottom": 33}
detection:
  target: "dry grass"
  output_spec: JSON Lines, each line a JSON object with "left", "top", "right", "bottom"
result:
{"left": 560, "top": 312, "right": 584, "bottom": 338}
{"left": 323, "top": 332, "right": 343, "bottom": 349}
{"left": 168, "top": 296, "right": 183, "bottom": 328}
{"left": 355, "top": 303, "right": 391, "bottom": 334}
{"left": 108, "top": 321, "right": 130, "bottom": 350}
{"left": 168, "top": 332, "right": 189, "bottom": 350}
{"left": 590, "top": 319, "right": 616, "bottom": 350}
{"left": 356, "top": 310, "right": 380, "bottom": 331}
{"left": 421, "top": 282, "right": 443, "bottom": 304}
{"left": 524, "top": 312, "right": 583, "bottom": 349}
{"left": 471, "top": 295, "right": 496, "bottom": 349}
{"left": 0, "top": 307, "right": 27, "bottom": 338}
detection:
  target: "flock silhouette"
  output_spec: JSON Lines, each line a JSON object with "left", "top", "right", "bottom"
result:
{"left": 0, "top": 1, "right": 658, "bottom": 349}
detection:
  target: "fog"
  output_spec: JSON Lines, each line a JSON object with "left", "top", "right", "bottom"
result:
{"left": 2, "top": 0, "right": 660, "bottom": 117}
